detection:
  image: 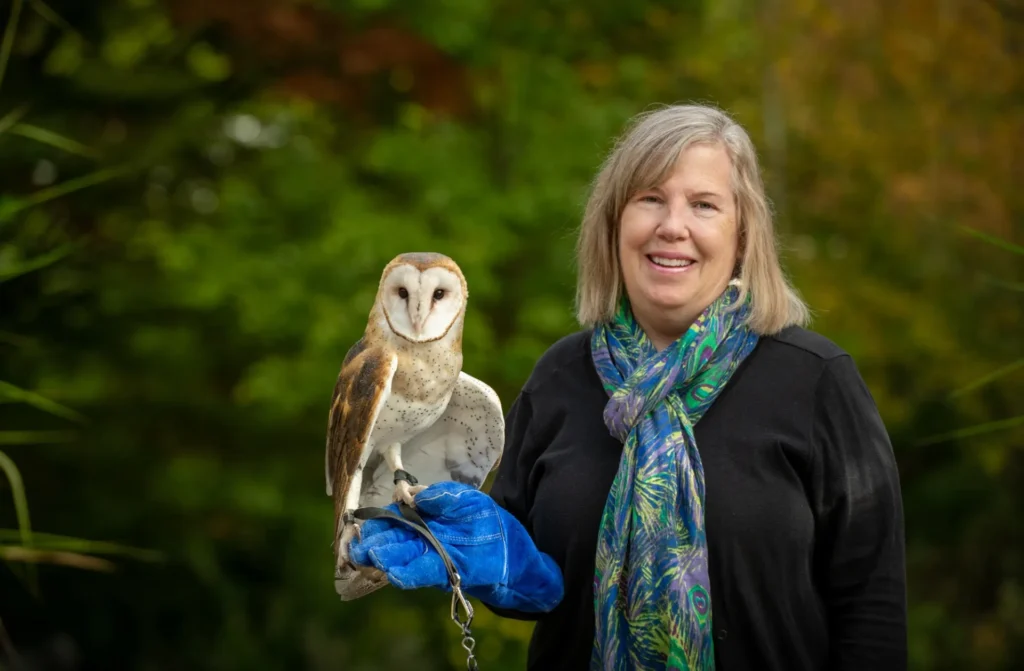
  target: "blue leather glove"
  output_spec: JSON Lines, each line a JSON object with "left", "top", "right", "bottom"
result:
{"left": 348, "top": 481, "right": 564, "bottom": 613}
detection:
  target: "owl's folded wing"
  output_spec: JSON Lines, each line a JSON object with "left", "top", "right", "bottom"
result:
{"left": 325, "top": 340, "right": 398, "bottom": 519}
{"left": 358, "top": 371, "right": 504, "bottom": 509}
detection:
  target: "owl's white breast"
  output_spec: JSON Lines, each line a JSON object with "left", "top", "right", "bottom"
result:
{"left": 364, "top": 309, "right": 463, "bottom": 451}
{"left": 368, "top": 388, "right": 452, "bottom": 450}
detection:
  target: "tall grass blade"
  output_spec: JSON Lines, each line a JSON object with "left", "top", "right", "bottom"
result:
{"left": 0, "top": 331, "right": 35, "bottom": 348}
{"left": 915, "top": 415, "right": 1024, "bottom": 447}
{"left": 0, "top": 381, "right": 86, "bottom": 423}
{"left": 981, "top": 276, "right": 1024, "bottom": 293}
{"left": 0, "top": 244, "right": 73, "bottom": 282}
{"left": 10, "top": 123, "right": 101, "bottom": 158}
{"left": 0, "top": 431, "right": 76, "bottom": 445}
{"left": 0, "top": 450, "right": 36, "bottom": 592}
{"left": 28, "top": 0, "right": 79, "bottom": 37}
{"left": 0, "top": 0, "right": 23, "bottom": 94}
{"left": 949, "top": 358, "right": 1024, "bottom": 399}
{"left": 0, "top": 104, "right": 30, "bottom": 136}
{"left": 959, "top": 225, "right": 1024, "bottom": 255}
{"left": 0, "top": 546, "right": 116, "bottom": 572}
{"left": 0, "top": 164, "right": 134, "bottom": 224}
{"left": 0, "top": 530, "right": 162, "bottom": 562}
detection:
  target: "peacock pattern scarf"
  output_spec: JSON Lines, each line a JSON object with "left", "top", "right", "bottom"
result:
{"left": 589, "top": 283, "right": 759, "bottom": 670}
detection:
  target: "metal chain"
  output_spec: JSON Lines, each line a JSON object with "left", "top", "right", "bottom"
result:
{"left": 460, "top": 624, "right": 478, "bottom": 670}
{"left": 357, "top": 502, "right": 484, "bottom": 668}
{"left": 450, "top": 577, "right": 479, "bottom": 670}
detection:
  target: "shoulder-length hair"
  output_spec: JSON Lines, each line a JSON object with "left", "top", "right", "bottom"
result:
{"left": 574, "top": 103, "right": 809, "bottom": 335}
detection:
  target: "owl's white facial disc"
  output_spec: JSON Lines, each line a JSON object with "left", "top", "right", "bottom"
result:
{"left": 380, "top": 265, "right": 465, "bottom": 343}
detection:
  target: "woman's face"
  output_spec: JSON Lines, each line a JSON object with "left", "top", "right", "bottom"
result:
{"left": 618, "top": 142, "right": 740, "bottom": 350}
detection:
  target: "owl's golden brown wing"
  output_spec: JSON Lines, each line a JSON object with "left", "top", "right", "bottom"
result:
{"left": 325, "top": 337, "right": 398, "bottom": 546}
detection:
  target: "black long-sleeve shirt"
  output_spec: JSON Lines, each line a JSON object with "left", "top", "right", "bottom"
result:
{"left": 486, "top": 326, "right": 907, "bottom": 671}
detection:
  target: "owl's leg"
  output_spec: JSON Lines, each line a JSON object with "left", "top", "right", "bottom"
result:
{"left": 336, "top": 468, "right": 364, "bottom": 570}
{"left": 383, "top": 442, "right": 427, "bottom": 507}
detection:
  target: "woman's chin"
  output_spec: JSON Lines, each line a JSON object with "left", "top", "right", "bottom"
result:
{"left": 639, "top": 292, "right": 696, "bottom": 315}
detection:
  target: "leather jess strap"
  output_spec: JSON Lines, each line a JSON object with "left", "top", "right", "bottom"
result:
{"left": 352, "top": 501, "right": 480, "bottom": 670}
{"left": 351, "top": 502, "right": 460, "bottom": 587}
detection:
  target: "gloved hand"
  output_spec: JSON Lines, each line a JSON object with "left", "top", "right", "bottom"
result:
{"left": 348, "top": 481, "right": 564, "bottom": 613}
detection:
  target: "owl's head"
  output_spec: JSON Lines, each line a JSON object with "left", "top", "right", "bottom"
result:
{"left": 376, "top": 252, "right": 468, "bottom": 343}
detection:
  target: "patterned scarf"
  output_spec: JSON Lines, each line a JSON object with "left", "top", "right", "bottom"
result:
{"left": 589, "top": 283, "right": 759, "bottom": 670}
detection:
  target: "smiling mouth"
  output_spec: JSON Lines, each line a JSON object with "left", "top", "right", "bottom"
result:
{"left": 647, "top": 255, "right": 695, "bottom": 269}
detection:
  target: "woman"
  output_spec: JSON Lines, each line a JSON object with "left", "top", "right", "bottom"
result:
{"left": 349, "top": 103, "right": 907, "bottom": 671}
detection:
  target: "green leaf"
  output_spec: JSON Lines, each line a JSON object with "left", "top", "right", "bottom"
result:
{"left": 9, "top": 123, "right": 102, "bottom": 158}
{"left": 0, "top": 450, "right": 36, "bottom": 592}
{"left": 959, "top": 225, "right": 1024, "bottom": 255}
{"left": 0, "top": 381, "right": 87, "bottom": 422}
{"left": 0, "top": 244, "right": 74, "bottom": 282}
{"left": 949, "top": 357, "right": 1024, "bottom": 399}
{"left": 915, "top": 415, "right": 1024, "bottom": 447}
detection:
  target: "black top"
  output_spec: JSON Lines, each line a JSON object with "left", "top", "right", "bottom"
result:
{"left": 486, "top": 326, "right": 907, "bottom": 671}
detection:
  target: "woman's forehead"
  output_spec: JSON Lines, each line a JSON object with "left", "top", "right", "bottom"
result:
{"left": 625, "top": 141, "right": 731, "bottom": 193}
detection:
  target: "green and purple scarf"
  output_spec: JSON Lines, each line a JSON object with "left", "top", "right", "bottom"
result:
{"left": 590, "top": 283, "right": 759, "bottom": 670}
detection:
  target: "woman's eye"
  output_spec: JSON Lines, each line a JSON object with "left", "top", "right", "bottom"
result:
{"left": 432, "top": 289, "right": 445, "bottom": 301}
{"left": 398, "top": 287, "right": 409, "bottom": 299}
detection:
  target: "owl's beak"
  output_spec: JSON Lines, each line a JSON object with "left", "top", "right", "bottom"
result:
{"left": 409, "top": 297, "right": 431, "bottom": 338}
{"left": 410, "top": 309, "right": 427, "bottom": 337}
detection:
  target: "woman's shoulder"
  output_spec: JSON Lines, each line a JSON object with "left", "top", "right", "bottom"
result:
{"left": 753, "top": 325, "right": 874, "bottom": 396}
{"left": 759, "top": 325, "right": 851, "bottom": 365}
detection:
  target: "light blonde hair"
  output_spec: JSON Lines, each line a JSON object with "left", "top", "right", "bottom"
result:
{"left": 574, "top": 103, "right": 809, "bottom": 335}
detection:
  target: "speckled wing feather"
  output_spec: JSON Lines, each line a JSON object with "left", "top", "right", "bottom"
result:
{"left": 358, "top": 371, "right": 504, "bottom": 508}
{"left": 324, "top": 339, "right": 398, "bottom": 542}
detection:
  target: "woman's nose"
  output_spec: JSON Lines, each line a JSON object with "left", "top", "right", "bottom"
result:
{"left": 655, "top": 204, "right": 690, "bottom": 240}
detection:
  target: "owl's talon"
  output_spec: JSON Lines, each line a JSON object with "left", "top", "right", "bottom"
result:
{"left": 336, "top": 518, "right": 361, "bottom": 570}
{"left": 393, "top": 480, "right": 427, "bottom": 508}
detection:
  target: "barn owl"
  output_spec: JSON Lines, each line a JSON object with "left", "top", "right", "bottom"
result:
{"left": 325, "top": 252, "right": 505, "bottom": 601}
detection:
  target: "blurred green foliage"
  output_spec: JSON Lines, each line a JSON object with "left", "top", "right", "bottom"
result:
{"left": 0, "top": 0, "right": 1021, "bottom": 669}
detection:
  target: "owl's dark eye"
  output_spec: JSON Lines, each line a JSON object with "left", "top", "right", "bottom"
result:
{"left": 398, "top": 287, "right": 409, "bottom": 299}
{"left": 432, "top": 289, "right": 446, "bottom": 302}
